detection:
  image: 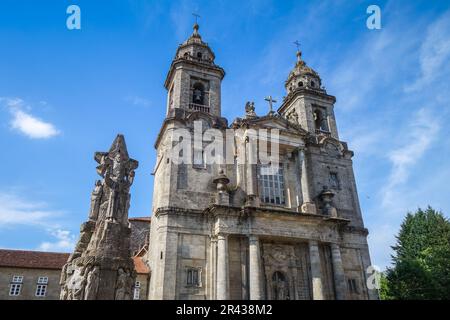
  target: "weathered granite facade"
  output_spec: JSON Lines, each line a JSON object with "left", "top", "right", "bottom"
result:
{"left": 148, "top": 24, "right": 377, "bottom": 300}
{"left": 60, "top": 135, "right": 138, "bottom": 300}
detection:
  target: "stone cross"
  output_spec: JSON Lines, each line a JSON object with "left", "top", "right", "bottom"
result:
{"left": 294, "top": 40, "right": 301, "bottom": 52}
{"left": 192, "top": 13, "right": 200, "bottom": 24}
{"left": 264, "top": 96, "right": 277, "bottom": 115}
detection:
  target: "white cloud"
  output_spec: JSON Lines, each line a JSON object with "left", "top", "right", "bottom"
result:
{"left": 10, "top": 109, "right": 60, "bottom": 139}
{"left": 405, "top": 10, "right": 450, "bottom": 92}
{"left": 37, "top": 229, "right": 76, "bottom": 252}
{"left": 1, "top": 97, "right": 60, "bottom": 139}
{"left": 0, "top": 191, "right": 62, "bottom": 227}
{"left": 124, "top": 95, "right": 151, "bottom": 107}
{"left": 381, "top": 107, "right": 440, "bottom": 207}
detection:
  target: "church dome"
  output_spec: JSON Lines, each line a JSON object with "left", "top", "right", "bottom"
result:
{"left": 285, "top": 50, "right": 324, "bottom": 95}
{"left": 174, "top": 23, "right": 216, "bottom": 64}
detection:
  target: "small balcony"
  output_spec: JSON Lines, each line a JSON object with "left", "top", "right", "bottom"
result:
{"left": 315, "top": 129, "right": 331, "bottom": 137}
{"left": 188, "top": 103, "right": 210, "bottom": 113}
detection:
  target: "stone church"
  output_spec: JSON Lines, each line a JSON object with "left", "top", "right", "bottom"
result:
{"left": 147, "top": 23, "right": 378, "bottom": 300}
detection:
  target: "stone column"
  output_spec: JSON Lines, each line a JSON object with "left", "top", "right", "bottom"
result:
{"left": 245, "top": 132, "right": 258, "bottom": 206}
{"left": 330, "top": 243, "right": 346, "bottom": 300}
{"left": 248, "top": 235, "right": 263, "bottom": 300}
{"left": 216, "top": 234, "right": 229, "bottom": 300}
{"left": 308, "top": 240, "right": 324, "bottom": 300}
{"left": 209, "top": 237, "right": 218, "bottom": 299}
{"left": 299, "top": 149, "right": 317, "bottom": 214}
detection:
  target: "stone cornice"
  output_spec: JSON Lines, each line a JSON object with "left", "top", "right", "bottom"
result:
{"left": 164, "top": 58, "right": 225, "bottom": 89}
{"left": 205, "top": 204, "right": 350, "bottom": 226}
{"left": 278, "top": 88, "right": 336, "bottom": 114}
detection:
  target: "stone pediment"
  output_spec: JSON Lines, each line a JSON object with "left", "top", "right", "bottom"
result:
{"left": 231, "top": 115, "right": 308, "bottom": 137}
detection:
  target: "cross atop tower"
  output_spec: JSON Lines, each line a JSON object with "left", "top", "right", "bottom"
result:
{"left": 294, "top": 40, "right": 302, "bottom": 62}
{"left": 264, "top": 96, "right": 277, "bottom": 115}
{"left": 192, "top": 13, "right": 201, "bottom": 24}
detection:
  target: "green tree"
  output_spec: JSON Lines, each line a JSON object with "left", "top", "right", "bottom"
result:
{"left": 384, "top": 206, "right": 450, "bottom": 299}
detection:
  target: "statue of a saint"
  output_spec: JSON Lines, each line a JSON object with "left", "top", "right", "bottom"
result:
{"left": 84, "top": 266, "right": 100, "bottom": 300}
{"left": 245, "top": 101, "right": 257, "bottom": 119}
{"left": 89, "top": 180, "right": 103, "bottom": 221}
{"left": 115, "top": 268, "right": 132, "bottom": 300}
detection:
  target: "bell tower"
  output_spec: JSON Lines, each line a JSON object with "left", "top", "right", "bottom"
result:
{"left": 164, "top": 23, "right": 225, "bottom": 117}
{"left": 278, "top": 49, "right": 339, "bottom": 139}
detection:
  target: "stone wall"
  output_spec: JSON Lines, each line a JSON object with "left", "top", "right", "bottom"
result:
{"left": 0, "top": 267, "right": 61, "bottom": 300}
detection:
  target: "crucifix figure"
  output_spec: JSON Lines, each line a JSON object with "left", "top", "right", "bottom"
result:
{"left": 265, "top": 96, "right": 277, "bottom": 115}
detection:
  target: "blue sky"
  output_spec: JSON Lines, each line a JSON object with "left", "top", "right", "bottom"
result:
{"left": 0, "top": 0, "right": 449, "bottom": 270}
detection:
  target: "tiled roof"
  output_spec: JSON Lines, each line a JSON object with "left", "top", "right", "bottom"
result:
{"left": 133, "top": 256, "right": 150, "bottom": 274}
{"left": 129, "top": 217, "right": 151, "bottom": 223}
{"left": 0, "top": 249, "right": 150, "bottom": 274}
{"left": 0, "top": 249, "right": 69, "bottom": 270}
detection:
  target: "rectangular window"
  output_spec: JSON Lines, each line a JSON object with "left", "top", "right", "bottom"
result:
{"left": 258, "top": 164, "right": 285, "bottom": 205}
{"left": 329, "top": 172, "right": 339, "bottom": 189}
{"left": 186, "top": 268, "right": 200, "bottom": 287}
{"left": 348, "top": 279, "right": 359, "bottom": 294}
{"left": 177, "top": 163, "right": 188, "bottom": 189}
{"left": 12, "top": 275, "right": 23, "bottom": 283}
{"left": 37, "top": 276, "right": 48, "bottom": 284}
{"left": 9, "top": 283, "right": 22, "bottom": 296}
{"left": 133, "top": 281, "right": 141, "bottom": 300}
{"left": 193, "top": 148, "right": 205, "bottom": 168}
{"left": 35, "top": 284, "right": 47, "bottom": 297}
{"left": 133, "top": 287, "right": 140, "bottom": 300}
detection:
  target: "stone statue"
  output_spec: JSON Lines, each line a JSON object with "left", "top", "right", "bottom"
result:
{"left": 89, "top": 180, "right": 103, "bottom": 221}
{"left": 244, "top": 101, "right": 257, "bottom": 119}
{"left": 114, "top": 268, "right": 133, "bottom": 300}
{"left": 84, "top": 266, "right": 100, "bottom": 300}
{"left": 275, "top": 278, "right": 288, "bottom": 300}
{"left": 60, "top": 134, "right": 138, "bottom": 300}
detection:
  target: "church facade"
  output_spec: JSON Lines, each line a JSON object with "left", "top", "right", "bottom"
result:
{"left": 147, "top": 23, "right": 378, "bottom": 300}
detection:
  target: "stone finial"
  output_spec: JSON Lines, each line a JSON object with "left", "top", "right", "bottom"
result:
{"left": 193, "top": 22, "right": 200, "bottom": 36}
{"left": 319, "top": 186, "right": 338, "bottom": 217}
{"left": 213, "top": 169, "right": 230, "bottom": 193}
{"left": 213, "top": 169, "right": 230, "bottom": 206}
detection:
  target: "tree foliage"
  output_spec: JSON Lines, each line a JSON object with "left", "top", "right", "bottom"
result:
{"left": 383, "top": 206, "right": 450, "bottom": 299}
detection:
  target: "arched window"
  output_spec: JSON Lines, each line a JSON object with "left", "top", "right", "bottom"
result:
{"left": 197, "top": 52, "right": 203, "bottom": 59}
{"left": 298, "top": 81, "right": 303, "bottom": 87}
{"left": 169, "top": 86, "right": 174, "bottom": 108}
{"left": 192, "top": 82, "right": 205, "bottom": 105}
{"left": 311, "top": 80, "right": 316, "bottom": 87}
{"left": 313, "top": 109, "right": 328, "bottom": 131}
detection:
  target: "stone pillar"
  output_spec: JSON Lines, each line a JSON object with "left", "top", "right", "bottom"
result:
{"left": 330, "top": 243, "right": 346, "bottom": 300}
{"left": 308, "top": 240, "right": 324, "bottom": 300}
{"left": 248, "top": 235, "right": 263, "bottom": 300}
{"left": 216, "top": 234, "right": 229, "bottom": 300}
{"left": 245, "top": 132, "right": 259, "bottom": 206}
{"left": 209, "top": 237, "right": 218, "bottom": 299}
{"left": 299, "top": 149, "right": 317, "bottom": 214}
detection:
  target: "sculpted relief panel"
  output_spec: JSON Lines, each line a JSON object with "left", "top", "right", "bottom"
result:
{"left": 261, "top": 242, "right": 311, "bottom": 300}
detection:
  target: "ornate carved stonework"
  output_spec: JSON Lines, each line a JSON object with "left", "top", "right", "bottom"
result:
{"left": 60, "top": 134, "right": 138, "bottom": 300}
